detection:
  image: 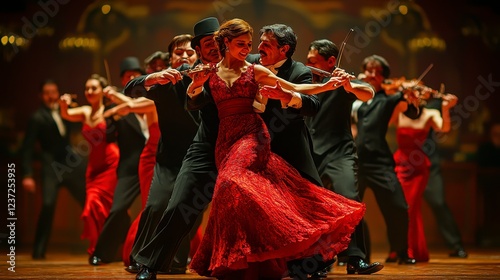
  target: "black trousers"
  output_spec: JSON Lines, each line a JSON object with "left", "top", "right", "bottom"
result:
{"left": 314, "top": 148, "right": 368, "bottom": 260}
{"left": 33, "top": 157, "right": 87, "bottom": 258}
{"left": 424, "top": 163, "right": 464, "bottom": 249}
{"left": 133, "top": 144, "right": 216, "bottom": 271}
{"left": 358, "top": 162, "right": 409, "bottom": 256}
{"left": 93, "top": 174, "right": 140, "bottom": 261}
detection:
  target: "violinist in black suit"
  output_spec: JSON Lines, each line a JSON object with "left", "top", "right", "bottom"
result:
{"left": 123, "top": 34, "right": 204, "bottom": 277}
{"left": 20, "top": 79, "right": 87, "bottom": 259}
{"left": 353, "top": 55, "right": 418, "bottom": 264}
{"left": 304, "top": 39, "right": 383, "bottom": 275}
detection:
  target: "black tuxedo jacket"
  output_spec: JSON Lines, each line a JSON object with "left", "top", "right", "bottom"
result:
{"left": 124, "top": 66, "right": 200, "bottom": 168}
{"left": 306, "top": 78, "right": 363, "bottom": 156}
{"left": 21, "top": 105, "right": 79, "bottom": 177}
{"left": 355, "top": 90, "right": 404, "bottom": 166}
{"left": 187, "top": 57, "right": 322, "bottom": 186}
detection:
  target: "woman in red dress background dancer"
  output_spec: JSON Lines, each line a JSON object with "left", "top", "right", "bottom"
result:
{"left": 59, "top": 74, "right": 119, "bottom": 256}
{"left": 393, "top": 88, "right": 458, "bottom": 262}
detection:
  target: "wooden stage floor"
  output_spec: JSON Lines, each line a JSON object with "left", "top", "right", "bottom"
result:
{"left": 4, "top": 248, "right": 500, "bottom": 279}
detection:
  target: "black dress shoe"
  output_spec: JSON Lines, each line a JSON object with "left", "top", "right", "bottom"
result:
{"left": 287, "top": 256, "right": 336, "bottom": 279}
{"left": 165, "top": 266, "right": 186, "bottom": 274}
{"left": 346, "top": 256, "right": 384, "bottom": 275}
{"left": 125, "top": 260, "right": 142, "bottom": 273}
{"left": 337, "top": 256, "right": 348, "bottom": 266}
{"left": 398, "top": 256, "right": 417, "bottom": 264}
{"left": 136, "top": 266, "right": 157, "bottom": 280}
{"left": 385, "top": 251, "right": 416, "bottom": 264}
{"left": 88, "top": 255, "right": 104, "bottom": 266}
{"left": 449, "top": 248, "right": 468, "bottom": 258}
{"left": 309, "top": 267, "right": 329, "bottom": 278}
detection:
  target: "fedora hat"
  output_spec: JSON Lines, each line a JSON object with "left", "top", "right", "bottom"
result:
{"left": 191, "top": 17, "right": 220, "bottom": 48}
{"left": 120, "top": 56, "right": 145, "bottom": 77}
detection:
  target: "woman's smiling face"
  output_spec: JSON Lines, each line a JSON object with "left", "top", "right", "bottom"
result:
{"left": 226, "top": 33, "right": 252, "bottom": 61}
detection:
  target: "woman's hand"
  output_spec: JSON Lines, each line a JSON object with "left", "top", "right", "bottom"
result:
{"left": 259, "top": 80, "right": 293, "bottom": 103}
{"left": 59, "top": 93, "right": 72, "bottom": 107}
{"left": 442, "top": 94, "right": 458, "bottom": 109}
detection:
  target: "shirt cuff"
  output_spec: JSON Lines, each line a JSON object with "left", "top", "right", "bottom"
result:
{"left": 282, "top": 91, "right": 303, "bottom": 109}
{"left": 253, "top": 100, "right": 266, "bottom": 113}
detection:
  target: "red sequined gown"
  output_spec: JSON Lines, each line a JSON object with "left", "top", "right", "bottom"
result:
{"left": 122, "top": 122, "right": 160, "bottom": 265}
{"left": 189, "top": 65, "right": 365, "bottom": 278}
{"left": 81, "top": 122, "right": 119, "bottom": 255}
{"left": 394, "top": 127, "right": 431, "bottom": 262}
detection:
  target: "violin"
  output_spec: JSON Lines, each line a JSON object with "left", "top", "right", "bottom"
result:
{"left": 180, "top": 63, "right": 218, "bottom": 76}
{"left": 381, "top": 76, "right": 444, "bottom": 99}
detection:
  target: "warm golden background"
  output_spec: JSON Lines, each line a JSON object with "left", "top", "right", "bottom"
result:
{"left": 1, "top": 0, "right": 499, "bottom": 253}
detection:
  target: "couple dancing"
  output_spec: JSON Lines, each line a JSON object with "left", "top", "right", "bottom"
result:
{"left": 186, "top": 18, "right": 366, "bottom": 279}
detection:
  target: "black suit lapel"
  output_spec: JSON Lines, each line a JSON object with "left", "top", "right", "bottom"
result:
{"left": 41, "top": 106, "right": 64, "bottom": 135}
{"left": 276, "top": 58, "right": 292, "bottom": 80}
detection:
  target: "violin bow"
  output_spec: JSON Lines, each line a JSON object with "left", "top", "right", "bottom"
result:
{"left": 336, "top": 28, "right": 354, "bottom": 69}
{"left": 103, "top": 59, "right": 122, "bottom": 120}
{"left": 104, "top": 59, "right": 112, "bottom": 86}
{"left": 415, "top": 63, "right": 433, "bottom": 84}
{"left": 306, "top": 28, "right": 355, "bottom": 78}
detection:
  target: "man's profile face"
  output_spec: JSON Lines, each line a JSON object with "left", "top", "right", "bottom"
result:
{"left": 258, "top": 32, "right": 286, "bottom": 66}
{"left": 198, "top": 35, "right": 221, "bottom": 64}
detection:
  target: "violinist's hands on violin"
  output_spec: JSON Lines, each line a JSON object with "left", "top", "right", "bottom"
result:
{"left": 146, "top": 68, "right": 182, "bottom": 86}
{"left": 442, "top": 94, "right": 458, "bottom": 109}
{"left": 329, "top": 68, "right": 355, "bottom": 89}
{"left": 403, "top": 88, "right": 420, "bottom": 108}
{"left": 259, "top": 80, "right": 293, "bottom": 103}
{"left": 187, "top": 64, "right": 216, "bottom": 89}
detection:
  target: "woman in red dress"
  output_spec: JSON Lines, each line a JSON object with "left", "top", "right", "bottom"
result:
{"left": 187, "top": 18, "right": 366, "bottom": 279}
{"left": 59, "top": 74, "right": 119, "bottom": 256}
{"left": 393, "top": 89, "right": 458, "bottom": 262}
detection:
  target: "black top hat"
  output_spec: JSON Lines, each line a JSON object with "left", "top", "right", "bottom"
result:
{"left": 120, "top": 56, "right": 145, "bottom": 77}
{"left": 191, "top": 17, "right": 220, "bottom": 48}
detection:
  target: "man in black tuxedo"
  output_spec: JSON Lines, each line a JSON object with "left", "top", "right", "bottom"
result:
{"left": 89, "top": 57, "right": 148, "bottom": 265}
{"left": 303, "top": 39, "right": 383, "bottom": 275}
{"left": 20, "top": 79, "right": 87, "bottom": 259}
{"left": 423, "top": 98, "right": 467, "bottom": 258}
{"left": 353, "top": 54, "right": 418, "bottom": 264}
{"left": 131, "top": 23, "right": 324, "bottom": 280}
{"left": 124, "top": 29, "right": 215, "bottom": 277}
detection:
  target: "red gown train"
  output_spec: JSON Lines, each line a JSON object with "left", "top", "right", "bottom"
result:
{"left": 394, "top": 127, "right": 431, "bottom": 262}
{"left": 81, "top": 122, "right": 119, "bottom": 255}
{"left": 189, "top": 65, "right": 365, "bottom": 278}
